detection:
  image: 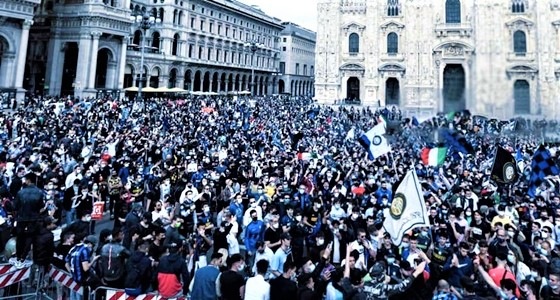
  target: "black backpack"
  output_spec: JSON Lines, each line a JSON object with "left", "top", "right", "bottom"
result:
{"left": 99, "top": 244, "right": 126, "bottom": 283}
{"left": 124, "top": 260, "right": 141, "bottom": 289}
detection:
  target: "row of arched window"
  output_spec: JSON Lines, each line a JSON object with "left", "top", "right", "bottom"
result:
{"left": 385, "top": 0, "right": 526, "bottom": 20}
{"left": 347, "top": 30, "right": 528, "bottom": 55}
{"left": 349, "top": 32, "right": 399, "bottom": 55}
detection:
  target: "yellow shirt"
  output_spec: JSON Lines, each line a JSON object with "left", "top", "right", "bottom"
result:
{"left": 491, "top": 215, "right": 513, "bottom": 228}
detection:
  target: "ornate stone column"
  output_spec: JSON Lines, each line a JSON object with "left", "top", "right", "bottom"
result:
{"left": 87, "top": 31, "right": 102, "bottom": 89}
{"left": 14, "top": 20, "right": 33, "bottom": 89}
{"left": 75, "top": 33, "right": 93, "bottom": 96}
{"left": 0, "top": 53, "right": 16, "bottom": 88}
{"left": 117, "top": 38, "right": 127, "bottom": 91}
{"left": 176, "top": 76, "right": 184, "bottom": 89}
{"left": 106, "top": 61, "right": 117, "bottom": 89}
{"left": 45, "top": 37, "right": 64, "bottom": 96}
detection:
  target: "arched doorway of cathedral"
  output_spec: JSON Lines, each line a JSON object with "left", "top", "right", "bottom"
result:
{"left": 278, "top": 80, "right": 285, "bottom": 94}
{"left": 442, "top": 64, "right": 466, "bottom": 112}
{"left": 61, "top": 42, "right": 79, "bottom": 95}
{"left": 385, "top": 77, "right": 400, "bottom": 106}
{"left": 346, "top": 77, "right": 360, "bottom": 101}
{"left": 514, "top": 80, "right": 530, "bottom": 115}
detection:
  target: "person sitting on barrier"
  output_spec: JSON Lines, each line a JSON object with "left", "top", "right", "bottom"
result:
{"left": 124, "top": 242, "right": 154, "bottom": 296}
{"left": 156, "top": 242, "right": 190, "bottom": 299}
{"left": 98, "top": 227, "right": 130, "bottom": 289}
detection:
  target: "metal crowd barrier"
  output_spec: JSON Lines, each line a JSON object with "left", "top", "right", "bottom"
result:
{"left": 91, "top": 286, "right": 189, "bottom": 300}
{"left": 0, "top": 261, "right": 34, "bottom": 299}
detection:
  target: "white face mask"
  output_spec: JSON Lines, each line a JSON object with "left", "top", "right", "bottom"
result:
{"left": 507, "top": 254, "right": 516, "bottom": 263}
{"left": 334, "top": 204, "right": 341, "bottom": 209}
{"left": 295, "top": 216, "right": 302, "bottom": 222}
{"left": 306, "top": 264, "right": 316, "bottom": 273}
{"left": 401, "top": 242, "right": 409, "bottom": 248}
{"left": 316, "top": 239, "right": 324, "bottom": 246}
{"left": 272, "top": 223, "right": 279, "bottom": 229}
{"left": 251, "top": 203, "right": 257, "bottom": 208}
{"left": 85, "top": 216, "right": 92, "bottom": 222}
{"left": 237, "top": 263, "right": 245, "bottom": 271}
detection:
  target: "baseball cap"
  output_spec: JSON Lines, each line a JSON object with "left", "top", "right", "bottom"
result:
{"left": 84, "top": 235, "right": 98, "bottom": 245}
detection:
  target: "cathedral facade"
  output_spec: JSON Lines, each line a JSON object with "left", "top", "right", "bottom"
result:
{"left": 314, "top": 0, "right": 560, "bottom": 119}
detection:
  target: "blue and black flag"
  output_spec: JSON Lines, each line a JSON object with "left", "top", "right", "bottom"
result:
{"left": 528, "top": 145, "right": 560, "bottom": 197}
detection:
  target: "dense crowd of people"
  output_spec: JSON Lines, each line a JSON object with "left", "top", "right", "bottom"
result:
{"left": 0, "top": 94, "right": 560, "bottom": 300}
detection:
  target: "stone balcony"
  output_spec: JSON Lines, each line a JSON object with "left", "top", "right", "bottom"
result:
{"left": 506, "top": 52, "right": 536, "bottom": 62}
{"left": 434, "top": 22, "right": 473, "bottom": 38}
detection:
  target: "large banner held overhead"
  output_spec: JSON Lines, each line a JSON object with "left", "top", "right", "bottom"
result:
{"left": 383, "top": 170, "right": 430, "bottom": 246}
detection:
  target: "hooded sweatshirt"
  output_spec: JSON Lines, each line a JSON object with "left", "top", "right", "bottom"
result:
{"left": 157, "top": 252, "right": 190, "bottom": 297}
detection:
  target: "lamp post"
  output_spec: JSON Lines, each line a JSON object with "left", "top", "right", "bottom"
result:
{"left": 130, "top": 9, "right": 160, "bottom": 110}
{"left": 245, "top": 40, "right": 264, "bottom": 95}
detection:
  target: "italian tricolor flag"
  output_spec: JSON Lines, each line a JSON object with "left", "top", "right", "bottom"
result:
{"left": 420, "top": 147, "right": 447, "bottom": 166}
{"left": 297, "top": 152, "right": 319, "bottom": 161}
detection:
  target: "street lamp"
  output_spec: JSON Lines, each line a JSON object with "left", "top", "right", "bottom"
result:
{"left": 130, "top": 9, "right": 160, "bottom": 110}
{"left": 244, "top": 40, "right": 264, "bottom": 95}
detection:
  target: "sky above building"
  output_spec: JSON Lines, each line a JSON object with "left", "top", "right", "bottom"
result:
{"left": 245, "top": 0, "right": 318, "bottom": 32}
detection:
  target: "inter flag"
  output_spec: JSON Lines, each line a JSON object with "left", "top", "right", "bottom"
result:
{"left": 358, "top": 118, "right": 391, "bottom": 160}
{"left": 490, "top": 146, "right": 519, "bottom": 184}
{"left": 383, "top": 170, "right": 430, "bottom": 246}
{"left": 528, "top": 145, "right": 560, "bottom": 197}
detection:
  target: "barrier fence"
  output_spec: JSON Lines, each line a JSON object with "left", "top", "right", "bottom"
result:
{"left": 0, "top": 262, "right": 34, "bottom": 299}
{"left": 48, "top": 267, "right": 83, "bottom": 295}
{"left": 0, "top": 264, "right": 190, "bottom": 300}
{"left": 95, "top": 286, "right": 188, "bottom": 300}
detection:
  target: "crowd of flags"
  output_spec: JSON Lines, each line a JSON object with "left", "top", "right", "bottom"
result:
{"left": 286, "top": 108, "right": 559, "bottom": 245}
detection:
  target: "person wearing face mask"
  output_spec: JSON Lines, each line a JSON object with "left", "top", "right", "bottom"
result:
{"left": 245, "top": 209, "right": 266, "bottom": 266}
{"left": 289, "top": 211, "right": 307, "bottom": 260}
{"left": 219, "top": 254, "right": 246, "bottom": 300}
{"left": 243, "top": 198, "right": 263, "bottom": 227}
{"left": 303, "top": 199, "right": 323, "bottom": 231}
{"left": 485, "top": 252, "right": 520, "bottom": 295}
{"left": 163, "top": 217, "right": 186, "bottom": 248}
{"left": 491, "top": 205, "right": 514, "bottom": 228}
{"left": 269, "top": 258, "right": 298, "bottom": 300}
{"left": 329, "top": 200, "right": 346, "bottom": 221}
{"left": 293, "top": 185, "right": 311, "bottom": 212}
{"left": 265, "top": 216, "right": 282, "bottom": 253}
{"left": 540, "top": 272, "right": 560, "bottom": 299}
{"left": 506, "top": 250, "right": 531, "bottom": 285}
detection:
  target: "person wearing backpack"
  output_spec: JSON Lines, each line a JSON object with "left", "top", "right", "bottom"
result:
{"left": 65, "top": 235, "right": 100, "bottom": 300}
{"left": 124, "top": 242, "right": 154, "bottom": 296}
{"left": 98, "top": 227, "right": 130, "bottom": 288}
